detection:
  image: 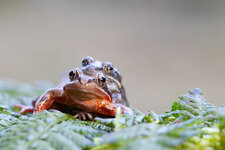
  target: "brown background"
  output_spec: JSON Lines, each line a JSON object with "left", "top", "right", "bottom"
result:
{"left": 1, "top": 1, "right": 225, "bottom": 113}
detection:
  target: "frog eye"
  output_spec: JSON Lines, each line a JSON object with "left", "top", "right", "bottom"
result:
{"left": 108, "top": 66, "right": 114, "bottom": 71}
{"left": 100, "top": 76, "right": 106, "bottom": 83}
{"left": 96, "top": 74, "right": 106, "bottom": 86}
{"left": 69, "top": 68, "right": 82, "bottom": 81}
{"left": 103, "top": 62, "right": 114, "bottom": 74}
{"left": 82, "top": 56, "right": 94, "bottom": 66}
{"left": 69, "top": 71, "right": 74, "bottom": 76}
{"left": 69, "top": 71, "right": 75, "bottom": 81}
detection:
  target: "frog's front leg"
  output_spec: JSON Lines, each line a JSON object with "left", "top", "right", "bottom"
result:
{"left": 14, "top": 104, "right": 34, "bottom": 114}
{"left": 74, "top": 111, "right": 94, "bottom": 120}
{"left": 14, "top": 96, "right": 39, "bottom": 114}
{"left": 34, "top": 88, "right": 63, "bottom": 114}
{"left": 77, "top": 100, "right": 133, "bottom": 117}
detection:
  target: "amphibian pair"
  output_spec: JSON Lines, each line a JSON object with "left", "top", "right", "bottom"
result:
{"left": 15, "top": 56, "right": 132, "bottom": 120}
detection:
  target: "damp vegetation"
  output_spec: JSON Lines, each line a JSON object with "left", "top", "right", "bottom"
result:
{"left": 0, "top": 80, "right": 225, "bottom": 150}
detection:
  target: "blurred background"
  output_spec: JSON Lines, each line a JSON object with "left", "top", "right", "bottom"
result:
{"left": 0, "top": 0, "right": 225, "bottom": 113}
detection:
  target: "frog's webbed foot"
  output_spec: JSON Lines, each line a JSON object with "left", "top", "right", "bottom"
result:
{"left": 74, "top": 111, "right": 94, "bottom": 121}
{"left": 14, "top": 104, "right": 34, "bottom": 114}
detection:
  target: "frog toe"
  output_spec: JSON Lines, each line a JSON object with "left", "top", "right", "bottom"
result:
{"left": 74, "top": 112, "right": 94, "bottom": 121}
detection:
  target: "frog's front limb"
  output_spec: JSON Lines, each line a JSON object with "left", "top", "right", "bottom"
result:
{"left": 74, "top": 100, "right": 133, "bottom": 116}
{"left": 34, "top": 88, "right": 63, "bottom": 114}
{"left": 103, "top": 103, "right": 133, "bottom": 116}
{"left": 14, "top": 104, "right": 34, "bottom": 114}
{"left": 72, "top": 102, "right": 133, "bottom": 120}
{"left": 14, "top": 96, "right": 40, "bottom": 114}
{"left": 74, "top": 111, "right": 94, "bottom": 120}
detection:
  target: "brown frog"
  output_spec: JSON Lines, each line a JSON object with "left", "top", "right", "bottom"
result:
{"left": 79, "top": 56, "right": 128, "bottom": 106}
{"left": 15, "top": 56, "right": 131, "bottom": 120}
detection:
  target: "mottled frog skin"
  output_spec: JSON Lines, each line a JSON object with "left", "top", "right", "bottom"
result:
{"left": 15, "top": 56, "right": 131, "bottom": 120}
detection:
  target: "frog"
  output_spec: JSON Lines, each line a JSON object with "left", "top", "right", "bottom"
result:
{"left": 15, "top": 56, "right": 132, "bottom": 120}
{"left": 78, "top": 56, "right": 128, "bottom": 106}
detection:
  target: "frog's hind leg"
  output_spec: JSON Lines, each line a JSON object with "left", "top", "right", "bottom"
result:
{"left": 34, "top": 88, "right": 63, "bottom": 114}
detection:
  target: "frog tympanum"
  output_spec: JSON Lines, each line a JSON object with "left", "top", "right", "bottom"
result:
{"left": 15, "top": 56, "right": 132, "bottom": 120}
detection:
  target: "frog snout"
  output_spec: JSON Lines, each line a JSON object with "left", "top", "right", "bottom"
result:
{"left": 79, "top": 76, "right": 90, "bottom": 85}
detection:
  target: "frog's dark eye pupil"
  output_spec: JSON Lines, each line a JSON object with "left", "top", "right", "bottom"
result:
{"left": 82, "top": 59, "right": 89, "bottom": 66}
{"left": 97, "top": 74, "right": 106, "bottom": 85}
{"left": 69, "top": 71, "right": 74, "bottom": 76}
{"left": 82, "top": 56, "right": 94, "bottom": 66}
{"left": 109, "top": 67, "right": 113, "bottom": 71}
{"left": 101, "top": 77, "right": 106, "bottom": 83}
